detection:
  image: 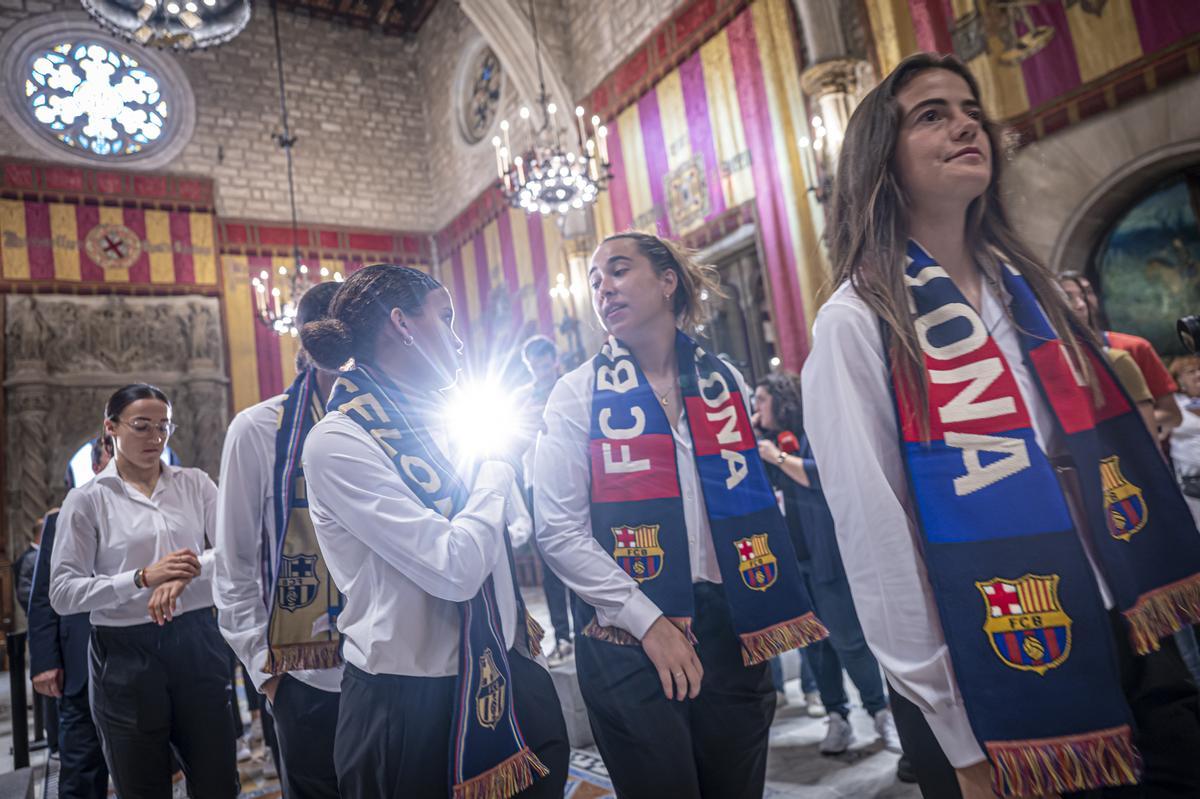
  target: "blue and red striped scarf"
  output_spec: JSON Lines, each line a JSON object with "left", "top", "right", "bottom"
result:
{"left": 266, "top": 368, "right": 342, "bottom": 674}
{"left": 328, "top": 365, "right": 548, "bottom": 799}
{"left": 892, "top": 241, "right": 1200, "bottom": 796}
{"left": 585, "top": 331, "right": 826, "bottom": 664}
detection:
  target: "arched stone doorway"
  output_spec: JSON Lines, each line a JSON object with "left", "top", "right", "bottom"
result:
{"left": 4, "top": 294, "right": 229, "bottom": 562}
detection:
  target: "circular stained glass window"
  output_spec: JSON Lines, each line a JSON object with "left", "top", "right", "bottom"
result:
{"left": 25, "top": 41, "right": 168, "bottom": 157}
{"left": 457, "top": 44, "right": 503, "bottom": 145}
{"left": 0, "top": 14, "right": 195, "bottom": 168}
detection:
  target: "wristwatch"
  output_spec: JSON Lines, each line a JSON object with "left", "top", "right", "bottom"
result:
{"left": 776, "top": 451, "right": 788, "bottom": 465}
{"left": 134, "top": 568, "right": 145, "bottom": 589}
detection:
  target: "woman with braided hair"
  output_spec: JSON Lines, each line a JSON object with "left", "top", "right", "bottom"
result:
{"left": 298, "top": 264, "right": 567, "bottom": 799}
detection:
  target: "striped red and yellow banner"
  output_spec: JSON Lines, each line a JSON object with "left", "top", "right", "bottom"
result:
{"left": 439, "top": 0, "right": 825, "bottom": 370}
{"left": 0, "top": 199, "right": 217, "bottom": 287}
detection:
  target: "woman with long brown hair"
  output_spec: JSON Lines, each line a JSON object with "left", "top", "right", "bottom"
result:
{"left": 803, "top": 53, "right": 1200, "bottom": 798}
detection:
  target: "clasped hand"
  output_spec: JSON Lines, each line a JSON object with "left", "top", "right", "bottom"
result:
{"left": 143, "top": 548, "right": 201, "bottom": 625}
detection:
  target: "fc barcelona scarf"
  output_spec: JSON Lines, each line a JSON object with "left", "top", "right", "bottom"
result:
{"left": 586, "top": 331, "right": 827, "bottom": 665}
{"left": 265, "top": 368, "right": 343, "bottom": 675}
{"left": 328, "top": 366, "right": 549, "bottom": 799}
{"left": 892, "top": 240, "right": 1200, "bottom": 796}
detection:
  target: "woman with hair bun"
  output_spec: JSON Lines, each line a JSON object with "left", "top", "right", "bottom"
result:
{"left": 50, "top": 383, "right": 237, "bottom": 798}
{"left": 299, "top": 264, "right": 568, "bottom": 799}
{"left": 534, "top": 231, "right": 827, "bottom": 798}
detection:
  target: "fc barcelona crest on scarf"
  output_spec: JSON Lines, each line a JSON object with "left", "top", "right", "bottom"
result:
{"left": 277, "top": 553, "right": 320, "bottom": 612}
{"left": 1100, "top": 456, "right": 1147, "bottom": 542}
{"left": 977, "top": 575, "right": 1072, "bottom": 675}
{"left": 475, "top": 648, "right": 506, "bottom": 730}
{"left": 735, "top": 534, "right": 778, "bottom": 591}
{"left": 612, "top": 525, "right": 664, "bottom": 583}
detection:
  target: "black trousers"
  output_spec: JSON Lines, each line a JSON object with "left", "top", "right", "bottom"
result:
{"left": 576, "top": 582, "right": 776, "bottom": 799}
{"left": 334, "top": 652, "right": 569, "bottom": 798}
{"left": 89, "top": 609, "right": 239, "bottom": 799}
{"left": 892, "top": 610, "right": 1200, "bottom": 798}
{"left": 58, "top": 686, "right": 109, "bottom": 799}
{"left": 270, "top": 675, "right": 340, "bottom": 799}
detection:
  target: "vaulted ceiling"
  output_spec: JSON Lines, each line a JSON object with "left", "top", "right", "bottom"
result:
{"left": 276, "top": 0, "right": 439, "bottom": 36}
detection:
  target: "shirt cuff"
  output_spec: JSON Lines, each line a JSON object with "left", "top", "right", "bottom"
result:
{"left": 610, "top": 590, "right": 663, "bottom": 641}
{"left": 247, "top": 648, "right": 273, "bottom": 693}
{"left": 113, "top": 569, "right": 141, "bottom": 602}
{"left": 924, "top": 702, "right": 987, "bottom": 768}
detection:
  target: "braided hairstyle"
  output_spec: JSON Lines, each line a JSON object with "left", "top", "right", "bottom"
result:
{"left": 299, "top": 264, "right": 443, "bottom": 371}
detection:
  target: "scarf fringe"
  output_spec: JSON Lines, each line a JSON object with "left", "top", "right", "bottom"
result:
{"left": 1123, "top": 573, "right": 1200, "bottom": 655}
{"left": 987, "top": 725, "right": 1140, "bottom": 797}
{"left": 526, "top": 612, "right": 545, "bottom": 655}
{"left": 265, "top": 641, "right": 342, "bottom": 675}
{"left": 740, "top": 613, "right": 829, "bottom": 666}
{"left": 452, "top": 746, "right": 550, "bottom": 799}
{"left": 582, "top": 616, "right": 697, "bottom": 647}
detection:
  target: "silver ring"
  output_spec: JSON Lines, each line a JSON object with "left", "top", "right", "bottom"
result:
{"left": 672, "top": 671, "right": 685, "bottom": 678}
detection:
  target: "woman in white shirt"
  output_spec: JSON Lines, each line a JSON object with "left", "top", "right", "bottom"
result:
{"left": 298, "top": 264, "right": 567, "bottom": 799}
{"left": 802, "top": 53, "right": 1200, "bottom": 799}
{"left": 214, "top": 281, "right": 343, "bottom": 798}
{"left": 535, "top": 232, "right": 826, "bottom": 799}
{"left": 50, "top": 384, "right": 237, "bottom": 798}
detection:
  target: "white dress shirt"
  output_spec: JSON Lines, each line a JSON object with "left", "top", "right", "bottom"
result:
{"left": 214, "top": 394, "right": 343, "bottom": 694}
{"left": 50, "top": 459, "right": 217, "bottom": 627}
{"left": 302, "top": 410, "right": 531, "bottom": 678}
{"left": 533, "top": 355, "right": 751, "bottom": 642}
{"left": 802, "top": 280, "right": 1113, "bottom": 769}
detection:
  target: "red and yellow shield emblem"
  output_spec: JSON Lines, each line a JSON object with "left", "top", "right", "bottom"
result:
{"left": 1100, "top": 455, "right": 1147, "bottom": 542}
{"left": 976, "top": 574, "right": 1072, "bottom": 675}
{"left": 612, "top": 525, "right": 664, "bottom": 583}
{"left": 474, "top": 648, "right": 506, "bottom": 730}
{"left": 735, "top": 534, "right": 778, "bottom": 591}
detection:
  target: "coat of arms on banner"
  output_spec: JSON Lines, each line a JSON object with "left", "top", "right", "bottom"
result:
{"left": 612, "top": 525, "right": 664, "bottom": 583}
{"left": 277, "top": 553, "right": 320, "bottom": 612}
{"left": 1101, "top": 455, "right": 1147, "bottom": 541}
{"left": 475, "top": 647, "right": 506, "bottom": 730}
{"left": 976, "top": 574, "right": 1072, "bottom": 675}
{"left": 735, "top": 534, "right": 778, "bottom": 591}
{"left": 665, "top": 153, "right": 710, "bottom": 232}
{"left": 84, "top": 223, "right": 142, "bottom": 271}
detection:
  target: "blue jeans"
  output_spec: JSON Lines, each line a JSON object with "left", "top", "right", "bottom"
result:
{"left": 769, "top": 642, "right": 820, "bottom": 694}
{"left": 805, "top": 566, "right": 888, "bottom": 719}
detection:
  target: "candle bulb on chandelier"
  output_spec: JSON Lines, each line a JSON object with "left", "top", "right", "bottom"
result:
{"left": 574, "top": 106, "right": 587, "bottom": 151}
{"left": 586, "top": 139, "right": 598, "bottom": 180}
{"left": 500, "top": 119, "right": 512, "bottom": 164}
{"left": 271, "top": 286, "right": 281, "bottom": 316}
{"left": 492, "top": 135, "right": 504, "bottom": 179}
{"left": 514, "top": 154, "right": 525, "bottom": 185}
{"left": 597, "top": 125, "right": 609, "bottom": 163}
{"left": 520, "top": 106, "right": 534, "bottom": 144}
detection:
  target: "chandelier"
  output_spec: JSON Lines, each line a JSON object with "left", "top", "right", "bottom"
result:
{"left": 491, "top": 0, "right": 611, "bottom": 217}
{"left": 80, "top": 0, "right": 250, "bottom": 50}
{"left": 251, "top": 0, "right": 341, "bottom": 337}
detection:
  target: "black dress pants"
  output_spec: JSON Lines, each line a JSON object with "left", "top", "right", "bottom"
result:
{"left": 334, "top": 652, "right": 569, "bottom": 799}
{"left": 89, "top": 609, "right": 239, "bottom": 799}
{"left": 58, "top": 685, "right": 109, "bottom": 799}
{"left": 270, "top": 674, "right": 340, "bottom": 799}
{"left": 575, "top": 582, "right": 777, "bottom": 799}
{"left": 891, "top": 610, "right": 1200, "bottom": 798}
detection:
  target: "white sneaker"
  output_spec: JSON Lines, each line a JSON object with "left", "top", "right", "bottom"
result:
{"left": 804, "top": 691, "right": 826, "bottom": 718}
{"left": 873, "top": 707, "right": 903, "bottom": 753}
{"left": 237, "top": 736, "right": 252, "bottom": 762}
{"left": 249, "top": 715, "right": 264, "bottom": 746}
{"left": 263, "top": 755, "right": 279, "bottom": 780}
{"left": 547, "top": 639, "right": 574, "bottom": 665}
{"left": 819, "top": 713, "right": 855, "bottom": 755}
{"left": 775, "top": 689, "right": 789, "bottom": 708}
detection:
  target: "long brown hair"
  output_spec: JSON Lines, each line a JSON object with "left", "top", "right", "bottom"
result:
{"left": 829, "top": 53, "right": 1094, "bottom": 435}
{"left": 601, "top": 232, "right": 724, "bottom": 333}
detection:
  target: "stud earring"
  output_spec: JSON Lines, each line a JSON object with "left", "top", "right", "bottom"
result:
{"left": 402, "top": 335, "right": 414, "bottom": 346}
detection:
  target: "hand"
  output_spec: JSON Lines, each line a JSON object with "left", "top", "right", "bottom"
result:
{"left": 757, "top": 439, "right": 780, "bottom": 464}
{"left": 262, "top": 675, "right": 282, "bottom": 705}
{"left": 32, "top": 668, "right": 64, "bottom": 698}
{"left": 640, "top": 616, "right": 703, "bottom": 701}
{"left": 147, "top": 578, "right": 188, "bottom": 625}
{"left": 143, "top": 549, "right": 201, "bottom": 588}
{"left": 955, "top": 762, "right": 1060, "bottom": 799}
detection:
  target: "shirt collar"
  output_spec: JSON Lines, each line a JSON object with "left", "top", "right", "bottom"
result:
{"left": 95, "top": 456, "right": 177, "bottom": 488}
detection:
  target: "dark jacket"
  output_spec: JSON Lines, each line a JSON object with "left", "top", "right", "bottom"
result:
{"left": 28, "top": 511, "right": 93, "bottom": 697}
{"left": 14, "top": 545, "right": 38, "bottom": 611}
{"left": 767, "top": 434, "right": 844, "bottom": 584}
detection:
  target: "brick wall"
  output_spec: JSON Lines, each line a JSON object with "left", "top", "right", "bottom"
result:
{"left": 0, "top": 0, "right": 433, "bottom": 230}
{"left": 562, "top": 0, "right": 688, "bottom": 99}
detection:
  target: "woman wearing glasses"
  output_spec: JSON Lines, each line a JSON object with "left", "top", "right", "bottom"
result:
{"left": 51, "top": 383, "right": 238, "bottom": 798}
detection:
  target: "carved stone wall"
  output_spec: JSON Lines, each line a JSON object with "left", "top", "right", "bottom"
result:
{"left": 4, "top": 294, "right": 229, "bottom": 558}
